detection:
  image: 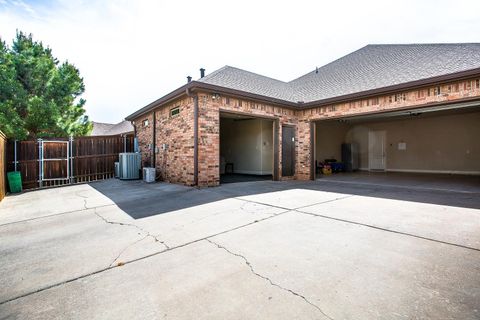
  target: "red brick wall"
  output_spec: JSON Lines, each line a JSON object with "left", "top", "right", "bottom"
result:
{"left": 300, "top": 78, "right": 480, "bottom": 121}
{"left": 154, "top": 97, "right": 195, "bottom": 185}
{"left": 133, "top": 77, "right": 480, "bottom": 187}
{"left": 197, "top": 92, "right": 301, "bottom": 187}
{"left": 133, "top": 97, "right": 195, "bottom": 185}
{"left": 134, "top": 112, "right": 154, "bottom": 166}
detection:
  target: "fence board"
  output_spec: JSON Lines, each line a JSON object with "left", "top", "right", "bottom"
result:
{"left": 0, "top": 131, "right": 5, "bottom": 201}
{"left": 6, "top": 134, "right": 134, "bottom": 190}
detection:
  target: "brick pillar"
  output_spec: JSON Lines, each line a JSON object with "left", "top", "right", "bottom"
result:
{"left": 197, "top": 95, "right": 220, "bottom": 186}
{"left": 296, "top": 119, "right": 312, "bottom": 180}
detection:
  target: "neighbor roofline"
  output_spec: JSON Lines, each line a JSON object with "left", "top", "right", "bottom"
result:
{"left": 126, "top": 67, "right": 480, "bottom": 120}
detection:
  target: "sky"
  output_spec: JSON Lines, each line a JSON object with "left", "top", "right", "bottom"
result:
{"left": 1, "top": 0, "right": 479, "bottom": 123}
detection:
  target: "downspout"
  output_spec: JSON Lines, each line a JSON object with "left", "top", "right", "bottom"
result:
{"left": 186, "top": 87, "right": 198, "bottom": 186}
{"left": 133, "top": 122, "right": 138, "bottom": 152}
{"left": 152, "top": 110, "right": 156, "bottom": 168}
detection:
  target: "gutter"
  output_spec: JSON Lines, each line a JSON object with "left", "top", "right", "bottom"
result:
{"left": 152, "top": 110, "right": 156, "bottom": 168}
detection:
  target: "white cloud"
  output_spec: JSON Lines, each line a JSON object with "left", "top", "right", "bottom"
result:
{"left": 1, "top": 0, "right": 479, "bottom": 122}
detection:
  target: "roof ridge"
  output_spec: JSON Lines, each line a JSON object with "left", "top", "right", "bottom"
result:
{"left": 218, "top": 65, "right": 288, "bottom": 84}
{"left": 92, "top": 121, "right": 114, "bottom": 126}
{"left": 288, "top": 45, "right": 370, "bottom": 83}
{"left": 197, "top": 65, "right": 230, "bottom": 81}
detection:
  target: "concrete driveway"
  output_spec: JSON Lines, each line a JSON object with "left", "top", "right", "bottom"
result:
{"left": 1, "top": 174, "right": 479, "bottom": 319}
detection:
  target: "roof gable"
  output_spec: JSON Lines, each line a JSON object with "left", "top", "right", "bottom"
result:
{"left": 126, "top": 43, "right": 480, "bottom": 120}
{"left": 290, "top": 43, "right": 480, "bottom": 102}
{"left": 199, "top": 44, "right": 480, "bottom": 103}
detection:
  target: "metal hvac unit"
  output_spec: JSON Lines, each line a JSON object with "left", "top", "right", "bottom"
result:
{"left": 118, "top": 153, "right": 141, "bottom": 180}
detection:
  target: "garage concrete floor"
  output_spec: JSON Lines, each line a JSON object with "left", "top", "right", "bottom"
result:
{"left": 0, "top": 173, "right": 479, "bottom": 319}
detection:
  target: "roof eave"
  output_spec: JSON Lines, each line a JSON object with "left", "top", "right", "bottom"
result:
{"left": 300, "top": 67, "right": 480, "bottom": 108}
{"left": 125, "top": 81, "right": 298, "bottom": 121}
{"left": 125, "top": 67, "right": 480, "bottom": 121}
{"left": 125, "top": 83, "right": 192, "bottom": 121}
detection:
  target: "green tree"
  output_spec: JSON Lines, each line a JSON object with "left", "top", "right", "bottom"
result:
{"left": 0, "top": 31, "right": 91, "bottom": 139}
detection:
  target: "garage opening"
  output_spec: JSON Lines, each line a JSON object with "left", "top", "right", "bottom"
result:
{"left": 220, "top": 112, "right": 274, "bottom": 184}
{"left": 314, "top": 103, "right": 480, "bottom": 177}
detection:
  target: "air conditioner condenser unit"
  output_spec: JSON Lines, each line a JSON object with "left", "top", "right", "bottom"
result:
{"left": 119, "top": 153, "right": 141, "bottom": 180}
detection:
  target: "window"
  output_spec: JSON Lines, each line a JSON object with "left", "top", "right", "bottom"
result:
{"left": 394, "top": 93, "right": 406, "bottom": 102}
{"left": 372, "top": 97, "right": 379, "bottom": 105}
{"left": 143, "top": 119, "right": 149, "bottom": 127}
{"left": 434, "top": 86, "right": 441, "bottom": 95}
{"left": 225, "top": 97, "right": 230, "bottom": 105}
{"left": 476, "top": 79, "right": 480, "bottom": 89}
{"left": 170, "top": 106, "right": 180, "bottom": 117}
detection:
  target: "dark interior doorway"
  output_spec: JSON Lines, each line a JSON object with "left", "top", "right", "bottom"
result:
{"left": 281, "top": 125, "right": 295, "bottom": 176}
{"left": 220, "top": 112, "right": 274, "bottom": 184}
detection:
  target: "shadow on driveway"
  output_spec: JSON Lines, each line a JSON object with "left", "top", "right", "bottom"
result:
{"left": 88, "top": 172, "right": 480, "bottom": 220}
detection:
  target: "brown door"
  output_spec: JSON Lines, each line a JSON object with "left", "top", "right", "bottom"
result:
{"left": 282, "top": 125, "right": 295, "bottom": 176}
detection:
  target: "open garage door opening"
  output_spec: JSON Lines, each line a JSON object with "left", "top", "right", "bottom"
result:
{"left": 220, "top": 112, "right": 274, "bottom": 184}
{"left": 314, "top": 103, "right": 480, "bottom": 178}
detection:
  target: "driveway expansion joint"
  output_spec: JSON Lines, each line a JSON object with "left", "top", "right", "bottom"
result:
{"left": 0, "top": 207, "right": 288, "bottom": 306}
{"left": 205, "top": 238, "right": 334, "bottom": 320}
{"left": 297, "top": 210, "right": 480, "bottom": 252}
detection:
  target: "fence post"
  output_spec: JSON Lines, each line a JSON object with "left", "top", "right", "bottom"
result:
{"left": 38, "top": 138, "right": 43, "bottom": 188}
{"left": 69, "top": 136, "right": 74, "bottom": 184}
{"left": 14, "top": 140, "right": 18, "bottom": 171}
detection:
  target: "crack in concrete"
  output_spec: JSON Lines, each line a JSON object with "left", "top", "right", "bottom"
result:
{"left": 0, "top": 209, "right": 290, "bottom": 306}
{"left": 205, "top": 238, "right": 334, "bottom": 320}
{"left": 74, "top": 190, "right": 89, "bottom": 199}
{"left": 91, "top": 206, "right": 170, "bottom": 251}
{"left": 109, "top": 235, "right": 149, "bottom": 267}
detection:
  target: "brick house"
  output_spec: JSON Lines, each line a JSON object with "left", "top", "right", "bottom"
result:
{"left": 125, "top": 44, "right": 480, "bottom": 187}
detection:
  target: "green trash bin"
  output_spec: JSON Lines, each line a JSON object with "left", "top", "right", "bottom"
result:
{"left": 7, "top": 171, "right": 22, "bottom": 193}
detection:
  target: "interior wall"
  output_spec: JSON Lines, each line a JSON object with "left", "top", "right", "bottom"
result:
{"left": 316, "top": 110, "right": 480, "bottom": 174}
{"left": 315, "top": 121, "right": 350, "bottom": 162}
{"left": 351, "top": 111, "right": 480, "bottom": 173}
{"left": 220, "top": 118, "right": 273, "bottom": 175}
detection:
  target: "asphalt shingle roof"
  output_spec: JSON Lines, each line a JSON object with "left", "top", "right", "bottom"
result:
{"left": 198, "top": 44, "right": 480, "bottom": 103}
{"left": 91, "top": 121, "right": 134, "bottom": 136}
{"left": 198, "top": 66, "right": 297, "bottom": 101}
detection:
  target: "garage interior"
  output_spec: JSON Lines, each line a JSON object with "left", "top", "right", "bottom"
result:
{"left": 314, "top": 103, "right": 480, "bottom": 178}
{"left": 220, "top": 113, "right": 274, "bottom": 184}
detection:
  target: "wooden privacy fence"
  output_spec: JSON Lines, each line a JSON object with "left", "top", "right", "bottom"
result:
{"left": 6, "top": 135, "right": 135, "bottom": 190}
{"left": 0, "top": 131, "right": 6, "bottom": 201}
